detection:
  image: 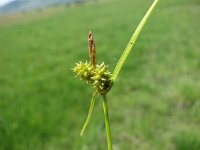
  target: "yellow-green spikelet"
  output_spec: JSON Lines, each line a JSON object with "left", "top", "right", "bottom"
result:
{"left": 73, "top": 61, "right": 113, "bottom": 95}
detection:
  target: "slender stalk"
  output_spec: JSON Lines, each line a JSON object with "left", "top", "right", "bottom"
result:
{"left": 103, "top": 95, "right": 113, "bottom": 150}
{"left": 112, "top": 0, "right": 160, "bottom": 82}
{"left": 80, "top": 93, "right": 96, "bottom": 136}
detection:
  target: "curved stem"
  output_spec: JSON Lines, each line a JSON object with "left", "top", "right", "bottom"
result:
{"left": 80, "top": 93, "right": 96, "bottom": 136}
{"left": 112, "top": 0, "right": 160, "bottom": 82}
{"left": 103, "top": 95, "right": 113, "bottom": 150}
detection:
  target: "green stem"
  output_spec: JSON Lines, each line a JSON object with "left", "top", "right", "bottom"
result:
{"left": 80, "top": 93, "right": 96, "bottom": 136}
{"left": 112, "top": 0, "right": 160, "bottom": 82}
{"left": 103, "top": 95, "right": 113, "bottom": 150}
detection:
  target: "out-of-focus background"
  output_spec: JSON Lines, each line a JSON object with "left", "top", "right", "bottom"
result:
{"left": 0, "top": 0, "right": 199, "bottom": 149}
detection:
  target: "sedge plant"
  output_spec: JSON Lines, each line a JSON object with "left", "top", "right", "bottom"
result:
{"left": 72, "top": 0, "right": 160, "bottom": 149}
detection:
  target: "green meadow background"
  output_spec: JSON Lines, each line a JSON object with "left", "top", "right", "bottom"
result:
{"left": 0, "top": 0, "right": 200, "bottom": 149}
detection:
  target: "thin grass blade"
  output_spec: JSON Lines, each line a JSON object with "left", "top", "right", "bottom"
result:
{"left": 80, "top": 93, "right": 97, "bottom": 136}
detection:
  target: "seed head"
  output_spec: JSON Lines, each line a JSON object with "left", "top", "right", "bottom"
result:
{"left": 73, "top": 61, "right": 113, "bottom": 95}
{"left": 73, "top": 31, "right": 113, "bottom": 95}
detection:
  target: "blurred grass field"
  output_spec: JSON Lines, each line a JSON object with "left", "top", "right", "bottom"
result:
{"left": 0, "top": 0, "right": 200, "bottom": 149}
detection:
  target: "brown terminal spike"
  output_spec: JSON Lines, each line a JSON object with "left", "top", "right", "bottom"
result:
{"left": 88, "top": 31, "right": 96, "bottom": 68}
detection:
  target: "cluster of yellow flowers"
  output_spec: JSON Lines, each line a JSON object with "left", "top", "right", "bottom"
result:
{"left": 73, "top": 61, "right": 113, "bottom": 95}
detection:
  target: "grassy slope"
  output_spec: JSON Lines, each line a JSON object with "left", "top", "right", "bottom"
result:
{"left": 0, "top": 0, "right": 200, "bottom": 149}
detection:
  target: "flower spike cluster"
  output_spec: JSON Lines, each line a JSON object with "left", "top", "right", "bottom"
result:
{"left": 73, "top": 31, "right": 113, "bottom": 95}
{"left": 73, "top": 61, "right": 113, "bottom": 95}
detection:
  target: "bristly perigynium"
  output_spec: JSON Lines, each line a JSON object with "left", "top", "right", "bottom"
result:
{"left": 73, "top": 61, "right": 113, "bottom": 95}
